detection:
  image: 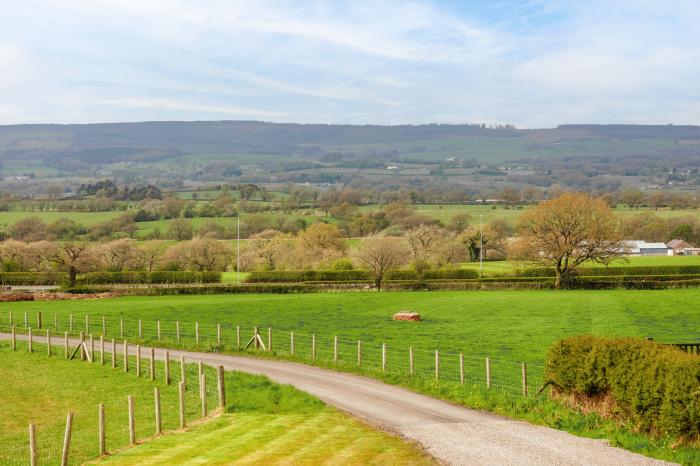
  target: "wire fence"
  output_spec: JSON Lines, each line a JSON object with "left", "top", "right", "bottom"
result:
{"left": 1, "top": 336, "right": 224, "bottom": 466}
{"left": 1, "top": 310, "right": 547, "bottom": 400}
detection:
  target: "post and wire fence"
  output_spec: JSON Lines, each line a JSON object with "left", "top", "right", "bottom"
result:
{"left": 0, "top": 328, "right": 226, "bottom": 466}
{"left": 1, "top": 310, "right": 546, "bottom": 401}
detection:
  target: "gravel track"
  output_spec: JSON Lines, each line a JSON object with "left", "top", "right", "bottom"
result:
{"left": 2, "top": 333, "right": 674, "bottom": 466}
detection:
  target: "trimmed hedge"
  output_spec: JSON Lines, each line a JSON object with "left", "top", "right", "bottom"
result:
{"left": 0, "top": 272, "right": 66, "bottom": 286}
{"left": 76, "top": 271, "right": 221, "bottom": 285}
{"left": 517, "top": 264, "right": 700, "bottom": 277}
{"left": 546, "top": 336, "right": 700, "bottom": 439}
{"left": 245, "top": 268, "right": 479, "bottom": 283}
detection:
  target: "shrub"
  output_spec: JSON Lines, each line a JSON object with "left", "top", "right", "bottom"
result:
{"left": 546, "top": 336, "right": 700, "bottom": 439}
{"left": 245, "top": 268, "right": 479, "bottom": 283}
{"left": 75, "top": 271, "right": 221, "bottom": 285}
{"left": 0, "top": 272, "right": 66, "bottom": 286}
{"left": 517, "top": 265, "right": 700, "bottom": 277}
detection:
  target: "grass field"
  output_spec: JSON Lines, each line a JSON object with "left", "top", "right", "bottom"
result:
{"left": 5, "top": 289, "right": 699, "bottom": 366}
{"left": 0, "top": 211, "right": 122, "bottom": 228}
{"left": 0, "top": 342, "right": 431, "bottom": 465}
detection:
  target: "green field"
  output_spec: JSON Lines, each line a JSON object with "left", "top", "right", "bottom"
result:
{"left": 0, "top": 343, "right": 430, "bottom": 465}
{"left": 0, "top": 211, "right": 122, "bottom": 228}
{"left": 5, "top": 289, "right": 699, "bottom": 367}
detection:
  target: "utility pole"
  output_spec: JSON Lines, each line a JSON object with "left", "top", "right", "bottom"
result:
{"left": 237, "top": 213, "right": 241, "bottom": 285}
{"left": 479, "top": 214, "right": 483, "bottom": 278}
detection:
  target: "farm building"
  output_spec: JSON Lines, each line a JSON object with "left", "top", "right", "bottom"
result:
{"left": 621, "top": 240, "right": 673, "bottom": 256}
{"left": 667, "top": 239, "right": 694, "bottom": 255}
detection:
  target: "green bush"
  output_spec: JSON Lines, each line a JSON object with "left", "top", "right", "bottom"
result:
{"left": 246, "top": 268, "right": 479, "bottom": 283}
{"left": 517, "top": 265, "right": 700, "bottom": 277}
{"left": 546, "top": 336, "right": 700, "bottom": 439}
{"left": 76, "top": 271, "right": 221, "bottom": 285}
{"left": 0, "top": 272, "right": 66, "bottom": 286}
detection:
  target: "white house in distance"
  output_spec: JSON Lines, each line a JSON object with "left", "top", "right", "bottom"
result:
{"left": 621, "top": 240, "right": 673, "bottom": 256}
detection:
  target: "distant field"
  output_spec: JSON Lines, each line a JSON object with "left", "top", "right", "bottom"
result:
{"left": 0, "top": 211, "right": 121, "bottom": 228}
{"left": 5, "top": 289, "right": 699, "bottom": 366}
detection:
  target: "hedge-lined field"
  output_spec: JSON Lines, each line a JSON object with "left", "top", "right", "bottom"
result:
{"left": 4, "top": 289, "right": 699, "bottom": 365}
{"left": 0, "top": 343, "right": 431, "bottom": 466}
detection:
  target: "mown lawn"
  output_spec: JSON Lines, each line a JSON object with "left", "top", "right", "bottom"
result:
{"left": 4, "top": 289, "right": 699, "bottom": 366}
{"left": 0, "top": 342, "right": 431, "bottom": 465}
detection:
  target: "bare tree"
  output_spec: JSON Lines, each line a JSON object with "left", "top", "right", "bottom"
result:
{"left": 518, "top": 192, "right": 624, "bottom": 288}
{"left": 167, "top": 218, "right": 193, "bottom": 241}
{"left": 405, "top": 225, "right": 444, "bottom": 280}
{"left": 161, "top": 239, "right": 232, "bottom": 271}
{"left": 355, "top": 236, "right": 407, "bottom": 291}
{"left": 33, "top": 241, "right": 95, "bottom": 287}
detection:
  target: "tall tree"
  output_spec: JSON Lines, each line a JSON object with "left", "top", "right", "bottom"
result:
{"left": 518, "top": 193, "right": 624, "bottom": 288}
{"left": 356, "top": 236, "right": 407, "bottom": 291}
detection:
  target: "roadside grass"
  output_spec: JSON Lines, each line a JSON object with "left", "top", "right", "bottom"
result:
{"left": 93, "top": 411, "right": 432, "bottom": 465}
{"left": 0, "top": 341, "right": 432, "bottom": 465}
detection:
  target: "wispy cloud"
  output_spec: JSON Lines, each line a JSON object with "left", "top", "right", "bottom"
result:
{"left": 0, "top": 0, "right": 699, "bottom": 126}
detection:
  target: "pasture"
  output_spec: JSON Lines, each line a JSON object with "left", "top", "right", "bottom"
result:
{"left": 4, "top": 289, "right": 699, "bottom": 366}
{"left": 0, "top": 342, "right": 430, "bottom": 465}
{"left": 0, "top": 211, "right": 121, "bottom": 228}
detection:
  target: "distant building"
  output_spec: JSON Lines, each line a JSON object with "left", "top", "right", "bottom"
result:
{"left": 667, "top": 239, "right": 694, "bottom": 255}
{"left": 622, "top": 240, "right": 673, "bottom": 256}
{"left": 682, "top": 248, "right": 700, "bottom": 256}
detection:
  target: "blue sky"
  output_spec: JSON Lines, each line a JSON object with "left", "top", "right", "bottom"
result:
{"left": 1, "top": 0, "right": 699, "bottom": 127}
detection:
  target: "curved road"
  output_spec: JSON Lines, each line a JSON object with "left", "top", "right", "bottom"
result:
{"left": 3, "top": 334, "right": 672, "bottom": 466}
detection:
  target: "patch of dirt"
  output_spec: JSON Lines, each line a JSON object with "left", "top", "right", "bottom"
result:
{"left": 0, "top": 292, "right": 119, "bottom": 302}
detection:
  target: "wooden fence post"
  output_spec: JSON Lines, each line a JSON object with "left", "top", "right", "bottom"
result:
{"left": 37, "top": 312, "right": 42, "bottom": 330}
{"left": 157, "top": 320, "right": 161, "bottom": 341}
{"left": 435, "top": 350, "right": 439, "bottom": 379}
{"left": 333, "top": 336, "right": 338, "bottom": 364}
{"left": 217, "top": 324, "right": 221, "bottom": 346}
{"left": 123, "top": 340, "right": 129, "bottom": 373}
{"left": 85, "top": 314, "right": 89, "bottom": 333}
{"left": 29, "top": 422, "right": 37, "bottom": 466}
{"left": 460, "top": 353, "right": 464, "bottom": 384}
{"left": 486, "top": 357, "right": 491, "bottom": 389}
{"left": 200, "top": 374, "right": 207, "bottom": 417}
{"left": 154, "top": 388, "right": 162, "bottom": 435}
{"left": 28, "top": 327, "right": 32, "bottom": 353}
{"left": 102, "top": 316, "right": 106, "bottom": 337}
{"left": 69, "top": 313, "right": 73, "bottom": 332}
{"left": 54, "top": 313, "right": 58, "bottom": 330}
{"left": 60, "top": 412, "right": 73, "bottom": 466}
{"left": 176, "top": 321, "right": 180, "bottom": 343}
{"left": 357, "top": 340, "right": 362, "bottom": 367}
{"left": 236, "top": 325, "right": 240, "bottom": 349}
{"left": 521, "top": 363, "right": 528, "bottom": 397}
{"left": 409, "top": 347, "right": 414, "bottom": 375}
{"left": 11, "top": 325, "right": 16, "bottom": 351}
{"left": 47, "top": 329, "right": 52, "bottom": 356}
{"left": 150, "top": 348, "right": 155, "bottom": 381}
{"left": 136, "top": 345, "right": 141, "bottom": 377}
{"left": 119, "top": 316, "right": 123, "bottom": 338}
{"left": 198, "top": 361, "right": 203, "bottom": 382}
{"left": 382, "top": 343, "right": 387, "bottom": 372}
{"left": 138, "top": 320, "right": 142, "bottom": 340}
{"left": 217, "top": 366, "right": 226, "bottom": 409}
{"left": 98, "top": 404, "right": 105, "bottom": 456}
{"left": 111, "top": 339, "right": 116, "bottom": 368}
{"left": 79, "top": 332, "right": 85, "bottom": 360}
{"left": 9, "top": 310, "right": 12, "bottom": 326}
{"left": 267, "top": 327, "right": 272, "bottom": 351}
{"left": 180, "top": 355, "right": 186, "bottom": 390}
{"left": 195, "top": 322, "right": 200, "bottom": 345}
{"left": 100, "top": 336, "right": 104, "bottom": 365}
{"left": 290, "top": 331, "right": 294, "bottom": 355}
{"left": 165, "top": 350, "right": 171, "bottom": 385}
{"left": 90, "top": 334, "right": 94, "bottom": 363}
{"left": 64, "top": 332, "right": 68, "bottom": 358}
{"left": 179, "top": 381, "right": 186, "bottom": 428}
{"left": 253, "top": 326, "right": 259, "bottom": 349}
{"left": 312, "top": 334, "right": 316, "bottom": 360}
{"left": 24, "top": 311, "right": 28, "bottom": 328}
{"left": 128, "top": 395, "right": 136, "bottom": 445}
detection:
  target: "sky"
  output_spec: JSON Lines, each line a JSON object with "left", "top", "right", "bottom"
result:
{"left": 1, "top": 0, "right": 699, "bottom": 127}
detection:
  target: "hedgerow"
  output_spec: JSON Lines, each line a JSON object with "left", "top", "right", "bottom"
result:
{"left": 75, "top": 271, "right": 221, "bottom": 285}
{"left": 545, "top": 336, "right": 700, "bottom": 439}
